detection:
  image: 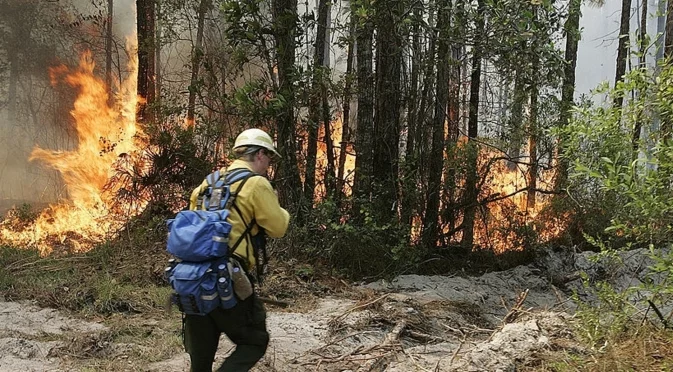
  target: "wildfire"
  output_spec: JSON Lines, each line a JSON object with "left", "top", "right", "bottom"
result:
{"left": 412, "top": 139, "right": 568, "bottom": 253}
{"left": 472, "top": 145, "right": 562, "bottom": 253}
{"left": 0, "top": 48, "right": 144, "bottom": 255}
{"left": 314, "top": 114, "right": 356, "bottom": 199}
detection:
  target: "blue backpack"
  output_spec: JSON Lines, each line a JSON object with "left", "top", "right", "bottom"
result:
{"left": 165, "top": 168, "right": 256, "bottom": 315}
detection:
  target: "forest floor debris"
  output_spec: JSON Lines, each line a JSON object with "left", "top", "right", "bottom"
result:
{"left": 2, "top": 246, "right": 672, "bottom": 371}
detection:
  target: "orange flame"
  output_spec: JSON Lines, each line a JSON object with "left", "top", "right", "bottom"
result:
{"left": 315, "top": 114, "right": 355, "bottom": 200}
{"left": 0, "top": 47, "right": 144, "bottom": 255}
{"left": 411, "top": 139, "right": 568, "bottom": 252}
{"left": 471, "top": 144, "right": 563, "bottom": 252}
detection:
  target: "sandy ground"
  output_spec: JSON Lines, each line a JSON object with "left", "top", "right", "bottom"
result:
{"left": 0, "top": 260, "right": 583, "bottom": 372}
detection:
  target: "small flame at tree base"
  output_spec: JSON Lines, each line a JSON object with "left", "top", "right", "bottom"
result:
{"left": 0, "top": 50, "right": 146, "bottom": 256}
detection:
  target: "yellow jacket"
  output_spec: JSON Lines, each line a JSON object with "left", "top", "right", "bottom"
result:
{"left": 189, "top": 160, "right": 290, "bottom": 269}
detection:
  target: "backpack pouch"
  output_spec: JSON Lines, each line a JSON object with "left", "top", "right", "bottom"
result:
{"left": 170, "top": 262, "right": 219, "bottom": 315}
{"left": 167, "top": 210, "right": 232, "bottom": 261}
{"left": 211, "top": 219, "right": 233, "bottom": 258}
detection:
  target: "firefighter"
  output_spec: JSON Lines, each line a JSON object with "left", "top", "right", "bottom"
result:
{"left": 184, "top": 128, "right": 290, "bottom": 371}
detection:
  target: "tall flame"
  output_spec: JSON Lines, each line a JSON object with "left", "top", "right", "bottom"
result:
{"left": 0, "top": 47, "right": 143, "bottom": 255}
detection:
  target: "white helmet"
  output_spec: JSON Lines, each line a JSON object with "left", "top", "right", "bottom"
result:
{"left": 233, "top": 128, "right": 280, "bottom": 157}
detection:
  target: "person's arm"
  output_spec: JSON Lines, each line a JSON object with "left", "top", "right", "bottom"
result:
{"left": 250, "top": 177, "right": 290, "bottom": 238}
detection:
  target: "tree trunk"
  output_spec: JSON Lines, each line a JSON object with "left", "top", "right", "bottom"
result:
{"left": 462, "top": 0, "right": 485, "bottom": 250}
{"left": 415, "top": 2, "right": 437, "bottom": 189}
{"left": 400, "top": 2, "right": 423, "bottom": 230}
{"left": 5, "top": 0, "right": 37, "bottom": 122}
{"left": 556, "top": 0, "right": 581, "bottom": 192}
{"left": 527, "top": 55, "right": 539, "bottom": 212}
{"left": 186, "top": 0, "right": 211, "bottom": 127}
{"left": 666, "top": 0, "right": 673, "bottom": 58}
{"left": 353, "top": 9, "right": 375, "bottom": 203}
{"left": 7, "top": 45, "right": 18, "bottom": 122}
{"left": 422, "top": 0, "right": 450, "bottom": 248}
{"left": 613, "top": 0, "right": 631, "bottom": 110}
{"left": 507, "top": 61, "right": 526, "bottom": 169}
{"left": 136, "top": 0, "right": 156, "bottom": 124}
{"left": 633, "top": 0, "right": 647, "bottom": 154}
{"left": 105, "top": 0, "right": 114, "bottom": 93}
{"left": 372, "top": 0, "right": 403, "bottom": 222}
{"left": 663, "top": 0, "right": 673, "bottom": 141}
{"left": 322, "top": 1, "right": 336, "bottom": 198}
{"left": 305, "top": 0, "right": 330, "bottom": 205}
{"left": 440, "top": 0, "right": 465, "bottom": 241}
{"left": 273, "top": 0, "right": 303, "bottom": 215}
{"left": 155, "top": 0, "right": 162, "bottom": 110}
{"left": 337, "top": 11, "right": 356, "bottom": 204}
{"left": 323, "top": 90, "right": 336, "bottom": 198}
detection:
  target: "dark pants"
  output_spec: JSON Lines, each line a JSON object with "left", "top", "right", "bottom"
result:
{"left": 184, "top": 295, "right": 269, "bottom": 372}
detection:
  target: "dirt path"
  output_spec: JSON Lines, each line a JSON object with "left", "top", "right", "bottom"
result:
{"left": 0, "top": 263, "right": 582, "bottom": 371}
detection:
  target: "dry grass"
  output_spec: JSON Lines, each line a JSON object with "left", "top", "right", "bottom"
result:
{"left": 53, "top": 312, "right": 184, "bottom": 371}
{"left": 520, "top": 324, "right": 673, "bottom": 371}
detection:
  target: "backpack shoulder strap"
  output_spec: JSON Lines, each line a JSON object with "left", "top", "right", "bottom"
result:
{"left": 223, "top": 168, "right": 255, "bottom": 186}
{"left": 205, "top": 170, "right": 221, "bottom": 187}
{"left": 225, "top": 169, "right": 264, "bottom": 270}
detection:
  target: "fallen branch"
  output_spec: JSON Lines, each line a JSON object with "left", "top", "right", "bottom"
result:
{"left": 400, "top": 347, "right": 434, "bottom": 372}
{"left": 383, "top": 320, "right": 407, "bottom": 346}
{"left": 406, "top": 329, "right": 445, "bottom": 343}
{"left": 648, "top": 300, "right": 669, "bottom": 329}
{"left": 258, "top": 296, "right": 292, "bottom": 307}
{"left": 318, "top": 330, "right": 379, "bottom": 351}
{"left": 360, "top": 320, "right": 408, "bottom": 355}
{"left": 330, "top": 293, "right": 391, "bottom": 325}
{"left": 449, "top": 335, "right": 466, "bottom": 365}
{"left": 503, "top": 289, "right": 529, "bottom": 324}
{"left": 441, "top": 322, "right": 467, "bottom": 336}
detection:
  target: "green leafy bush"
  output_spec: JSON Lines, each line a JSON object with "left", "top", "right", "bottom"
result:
{"left": 559, "top": 64, "right": 673, "bottom": 247}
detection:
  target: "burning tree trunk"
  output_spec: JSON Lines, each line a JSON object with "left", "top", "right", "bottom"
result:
{"left": 556, "top": 0, "right": 581, "bottom": 191}
{"left": 422, "top": 0, "right": 450, "bottom": 248}
{"left": 136, "top": 0, "right": 156, "bottom": 124}
{"left": 186, "top": 0, "right": 211, "bottom": 127}
{"left": 353, "top": 8, "right": 375, "bottom": 204}
{"left": 613, "top": 0, "right": 631, "bottom": 111}
{"left": 372, "top": 0, "right": 403, "bottom": 222}
{"left": 305, "top": 0, "right": 330, "bottom": 205}
{"left": 462, "top": 0, "right": 486, "bottom": 250}
{"left": 273, "top": 0, "right": 303, "bottom": 214}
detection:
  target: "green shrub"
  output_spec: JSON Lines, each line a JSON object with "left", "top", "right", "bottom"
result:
{"left": 277, "top": 198, "right": 417, "bottom": 279}
{"left": 559, "top": 63, "right": 673, "bottom": 247}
